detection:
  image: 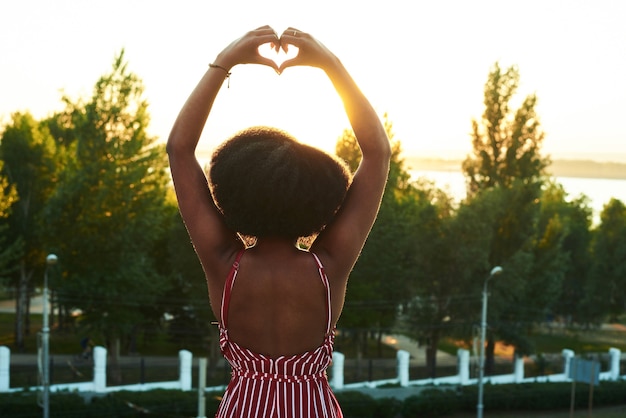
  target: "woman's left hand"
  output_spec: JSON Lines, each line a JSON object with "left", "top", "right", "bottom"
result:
{"left": 214, "top": 25, "right": 281, "bottom": 73}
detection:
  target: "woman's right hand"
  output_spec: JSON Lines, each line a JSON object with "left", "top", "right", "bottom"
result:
{"left": 214, "top": 25, "right": 282, "bottom": 73}
{"left": 277, "top": 27, "right": 339, "bottom": 74}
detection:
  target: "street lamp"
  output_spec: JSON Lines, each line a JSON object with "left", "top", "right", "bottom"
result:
{"left": 41, "top": 253, "right": 57, "bottom": 418}
{"left": 477, "top": 265, "right": 503, "bottom": 418}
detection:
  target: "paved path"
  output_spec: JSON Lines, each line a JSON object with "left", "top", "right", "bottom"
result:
{"left": 0, "top": 295, "right": 46, "bottom": 313}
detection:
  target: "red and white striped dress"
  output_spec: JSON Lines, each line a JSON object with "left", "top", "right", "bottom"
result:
{"left": 216, "top": 250, "right": 343, "bottom": 418}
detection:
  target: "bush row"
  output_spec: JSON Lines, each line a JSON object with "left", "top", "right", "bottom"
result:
{"left": 1, "top": 381, "right": 626, "bottom": 417}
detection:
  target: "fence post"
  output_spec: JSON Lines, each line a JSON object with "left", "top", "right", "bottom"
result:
{"left": 179, "top": 350, "right": 192, "bottom": 391}
{"left": 397, "top": 350, "right": 410, "bottom": 387}
{"left": 0, "top": 346, "right": 9, "bottom": 392}
{"left": 609, "top": 347, "right": 621, "bottom": 380}
{"left": 330, "top": 352, "right": 344, "bottom": 390}
{"left": 514, "top": 354, "right": 524, "bottom": 383}
{"left": 562, "top": 349, "right": 575, "bottom": 379}
{"left": 93, "top": 346, "right": 107, "bottom": 392}
{"left": 197, "top": 357, "right": 207, "bottom": 418}
{"left": 457, "top": 349, "right": 469, "bottom": 385}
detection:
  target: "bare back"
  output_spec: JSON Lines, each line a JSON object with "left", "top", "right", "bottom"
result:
{"left": 220, "top": 246, "right": 335, "bottom": 358}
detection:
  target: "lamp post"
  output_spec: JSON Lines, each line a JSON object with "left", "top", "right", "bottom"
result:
{"left": 41, "top": 253, "right": 57, "bottom": 418}
{"left": 477, "top": 265, "right": 503, "bottom": 418}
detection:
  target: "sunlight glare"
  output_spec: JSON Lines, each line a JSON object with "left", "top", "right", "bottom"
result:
{"left": 257, "top": 43, "right": 299, "bottom": 68}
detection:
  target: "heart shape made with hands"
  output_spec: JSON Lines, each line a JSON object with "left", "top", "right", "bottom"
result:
{"left": 258, "top": 42, "right": 299, "bottom": 67}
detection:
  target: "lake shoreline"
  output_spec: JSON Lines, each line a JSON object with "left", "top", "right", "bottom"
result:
{"left": 405, "top": 157, "right": 626, "bottom": 180}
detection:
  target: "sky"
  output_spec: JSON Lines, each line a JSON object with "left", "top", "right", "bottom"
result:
{"left": 1, "top": 0, "right": 625, "bottom": 162}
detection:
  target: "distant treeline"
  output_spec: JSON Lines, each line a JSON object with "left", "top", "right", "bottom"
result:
{"left": 406, "top": 157, "right": 626, "bottom": 180}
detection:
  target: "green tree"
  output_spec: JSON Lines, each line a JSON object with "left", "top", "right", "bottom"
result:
{"left": 539, "top": 182, "right": 594, "bottom": 326}
{"left": 461, "top": 62, "right": 563, "bottom": 372}
{"left": 493, "top": 183, "right": 572, "bottom": 357}
{"left": 43, "top": 50, "right": 170, "bottom": 377}
{"left": 156, "top": 202, "right": 221, "bottom": 368}
{"left": 0, "top": 160, "right": 22, "bottom": 289}
{"left": 463, "top": 62, "right": 550, "bottom": 193}
{"left": 0, "top": 112, "right": 57, "bottom": 351}
{"left": 587, "top": 199, "right": 626, "bottom": 322}
{"left": 401, "top": 178, "right": 495, "bottom": 377}
{"left": 334, "top": 114, "right": 414, "bottom": 369}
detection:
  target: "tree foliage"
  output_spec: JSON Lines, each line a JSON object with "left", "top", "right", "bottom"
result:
{"left": 461, "top": 62, "right": 568, "bottom": 366}
{"left": 401, "top": 179, "right": 495, "bottom": 376}
{"left": 538, "top": 182, "right": 594, "bottom": 325}
{"left": 0, "top": 112, "right": 57, "bottom": 350}
{"left": 463, "top": 62, "right": 550, "bottom": 193}
{"left": 0, "top": 159, "right": 22, "bottom": 283}
{"left": 334, "top": 114, "right": 415, "bottom": 360}
{"left": 588, "top": 198, "right": 626, "bottom": 322}
{"left": 43, "top": 50, "right": 170, "bottom": 357}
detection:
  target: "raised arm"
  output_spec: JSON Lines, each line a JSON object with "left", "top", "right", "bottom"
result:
{"left": 166, "top": 26, "right": 281, "bottom": 274}
{"left": 279, "top": 29, "right": 391, "bottom": 278}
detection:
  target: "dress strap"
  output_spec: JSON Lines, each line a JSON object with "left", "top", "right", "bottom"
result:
{"left": 220, "top": 249, "right": 245, "bottom": 328}
{"left": 310, "top": 252, "right": 333, "bottom": 334}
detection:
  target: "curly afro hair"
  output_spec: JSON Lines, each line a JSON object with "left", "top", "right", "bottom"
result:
{"left": 209, "top": 126, "right": 352, "bottom": 239}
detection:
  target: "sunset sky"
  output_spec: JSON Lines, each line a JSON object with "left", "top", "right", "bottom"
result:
{"left": 1, "top": 0, "right": 625, "bottom": 162}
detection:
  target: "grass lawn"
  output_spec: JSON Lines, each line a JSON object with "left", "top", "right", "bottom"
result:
{"left": 528, "top": 323, "right": 626, "bottom": 353}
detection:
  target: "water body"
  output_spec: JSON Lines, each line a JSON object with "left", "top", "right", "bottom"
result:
{"left": 411, "top": 170, "right": 626, "bottom": 225}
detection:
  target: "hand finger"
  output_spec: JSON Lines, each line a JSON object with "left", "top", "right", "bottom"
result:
{"left": 278, "top": 59, "right": 296, "bottom": 73}
{"left": 258, "top": 56, "right": 280, "bottom": 73}
{"left": 279, "top": 27, "right": 304, "bottom": 50}
{"left": 281, "top": 27, "right": 303, "bottom": 39}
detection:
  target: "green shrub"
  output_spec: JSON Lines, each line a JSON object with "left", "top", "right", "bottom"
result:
{"left": 1, "top": 381, "right": 625, "bottom": 417}
{"left": 402, "top": 388, "right": 460, "bottom": 417}
{"left": 0, "top": 391, "right": 86, "bottom": 418}
{"left": 335, "top": 391, "right": 380, "bottom": 417}
{"left": 458, "top": 381, "right": 626, "bottom": 413}
{"left": 373, "top": 396, "right": 403, "bottom": 418}
{"left": 89, "top": 390, "right": 200, "bottom": 417}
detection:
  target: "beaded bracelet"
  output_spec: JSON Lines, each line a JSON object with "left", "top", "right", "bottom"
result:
{"left": 209, "top": 63, "right": 231, "bottom": 88}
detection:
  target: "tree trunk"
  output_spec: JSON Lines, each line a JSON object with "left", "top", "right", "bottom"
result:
{"left": 109, "top": 337, "right": 122, "bottom": 385}
{"left": 425, "top": 330, "right": 440, "bottom": 378}
{"left": 128, "top": 326, "right": 138, "bottom": 355}
{"left": 14, "top": 261, "right": 31, "bottom": 352}
{"left": 354, "top": 329, "right": 365, "bottom": 379}
{"left": 376, "top": 329, "right": 383, "bottom": 357}
{"left": 25, "top": 288, "right": 31, "bottom": 336}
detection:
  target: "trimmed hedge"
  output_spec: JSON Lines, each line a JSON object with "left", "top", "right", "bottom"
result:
{"left": 1, "top": 381, "right": 626, "bottom": 417}
{"left": 402, "top": 388, "right": 461, "bottom": 417}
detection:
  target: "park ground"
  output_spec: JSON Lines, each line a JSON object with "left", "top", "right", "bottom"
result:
{"left": 2, "top": 296, "right": 626, "bottom": 417}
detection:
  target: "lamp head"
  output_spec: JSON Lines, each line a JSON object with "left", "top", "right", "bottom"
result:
{"left": 490, "top": 266, "right": 503, "bottom": 277}
{"left": 46, "top": 254, "right": 58, "bottom": 266}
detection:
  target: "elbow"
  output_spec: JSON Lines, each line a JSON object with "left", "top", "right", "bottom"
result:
{"left": 359, "top": 132, "right": 391, "bottom": 169}
{"left": 165, "top": 130, "right": 180, "bottom": 156}
{"left": 382, "top": 137, "right": 392, "bottom": 161}
{"left": 378, "top": 132, "right": 392, "bottom": 164}
{"left": 165, "top": 137, "right": 176, "bottom": 157}
{"left": 165, "top": 132, "right": 190, "bottom": 158}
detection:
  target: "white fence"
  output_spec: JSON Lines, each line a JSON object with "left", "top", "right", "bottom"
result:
{"left": 0, "top": 346, "right": 193, "bottom": 394}
{"left": 0, "top": 345, "right": 624, "bottom": 394}
{"left": 332, "top": 347, "right": 624, "bottom": 390}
